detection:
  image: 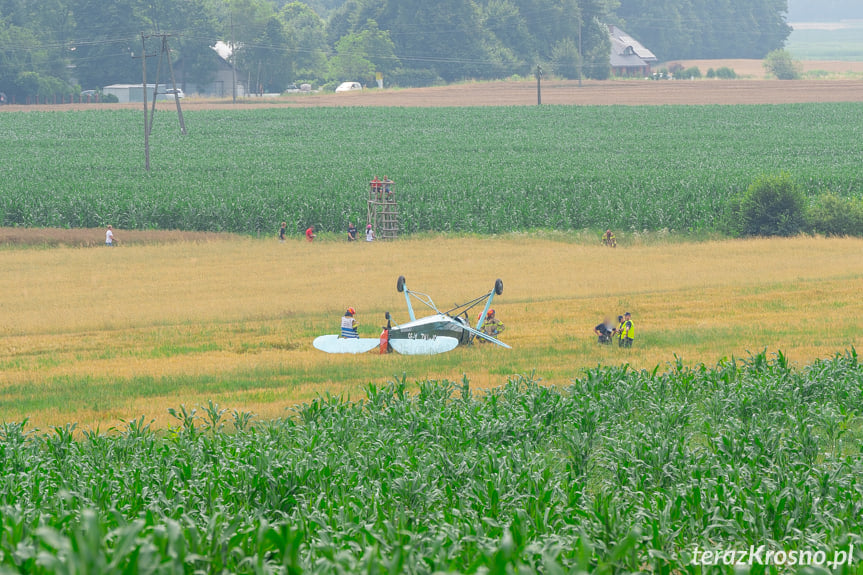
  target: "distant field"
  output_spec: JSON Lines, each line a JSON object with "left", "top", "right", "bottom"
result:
{"left": 0, "top": 104, "right": 861, "bottom": 235}
{"left": 1, "top": 234, "right": 860, "bottom": 429}
{"left": 788, "top": 22, "right": 863, "bottom": 61}
{"left": 669, "top": 58, "right": 863, "bottom": 78}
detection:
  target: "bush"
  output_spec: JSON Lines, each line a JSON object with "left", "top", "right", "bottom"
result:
{"left": 715, "top": 67, "right": 737, "bottom": 79}
{"left": 806, "top": 192, "right": 863, "bottom": 236}
{"left": 764, "top": 49, "right": 800, "bottom": 80}
{"left": 706, "top": 68, "right": 715, "bottom": 78}
{"left": 677, "top": 66, "right": 701, "bottom": 80}
{"left": 732, "top": 173, "right": 807, "bottom": 237}
{"left": 101, "top": 93, "right": 119, "bottom": 103}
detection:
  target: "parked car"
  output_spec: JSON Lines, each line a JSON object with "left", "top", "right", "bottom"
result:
{"left": 164, "top": 88, "right": 185, "bottom": 98}
{"left": 284, "top": 84, "right": 301, "bottom": 94}
{"left": 335, "top": 81, "right": 362, "bottom": 93}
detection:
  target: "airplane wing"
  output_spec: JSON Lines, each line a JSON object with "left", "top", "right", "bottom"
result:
{"left": 313, "top": 335, "right": 381, "bottom": 354}
{"left": 459, "top": 324, "right": 512, "bottom": 349}
{"left": 389, "top": 336, "right": 459, "bottom": 355}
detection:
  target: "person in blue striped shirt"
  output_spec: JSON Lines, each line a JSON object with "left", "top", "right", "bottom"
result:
{"left": 340, "top": 308, "right": 359, "bottom": 338}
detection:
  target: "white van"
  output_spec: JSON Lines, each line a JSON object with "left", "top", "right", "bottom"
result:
{"left": 335, "top": 82, "right": 362, "bottom": 93}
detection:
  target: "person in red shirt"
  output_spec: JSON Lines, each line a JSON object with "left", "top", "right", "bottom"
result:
{"left": 305, "top": 225, "right": 316, "bottom": 241}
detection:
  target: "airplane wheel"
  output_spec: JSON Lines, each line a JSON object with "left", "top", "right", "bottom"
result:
{"left": 397, "top": 275, "right": 406, "bottom": 293}
{"left": 495, "top": 278, "right": 504, "bottom": 295}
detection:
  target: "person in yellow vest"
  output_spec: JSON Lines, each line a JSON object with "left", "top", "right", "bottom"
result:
{"left": 617, "top": 312, "right": 634, "bottom": 348}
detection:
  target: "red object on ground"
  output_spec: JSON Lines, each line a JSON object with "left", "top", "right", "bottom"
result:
{"left": 379, "top": 329, "right": 389, "bottom": 354}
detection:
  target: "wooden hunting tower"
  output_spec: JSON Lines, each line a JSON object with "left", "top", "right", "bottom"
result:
{"left": 367, "top": 177, "right": 399, "bottom": 240}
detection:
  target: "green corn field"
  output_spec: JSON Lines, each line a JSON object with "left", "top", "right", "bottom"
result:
{"left": 0, "top": 104, "right": 861, "bottom": 235}
{"left": 0, "top": 349, "right": 861, "bottom": 573}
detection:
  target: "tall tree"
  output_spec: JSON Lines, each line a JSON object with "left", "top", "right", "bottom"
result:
{"left": 328, "top": 19, "right": 397, "bottom": 82}
{"left": 280, "top": 2, "right": 328, "bottom": 79}
{"left": 69, "top": 0, "right": 145, "bottom": 88}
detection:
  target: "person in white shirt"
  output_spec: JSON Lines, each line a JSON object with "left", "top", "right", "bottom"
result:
{"left": 365, "top": 224, "right": 376, "bottom": 242}
{"left": 105, "top": 225, "right": 115, "bottom": 246}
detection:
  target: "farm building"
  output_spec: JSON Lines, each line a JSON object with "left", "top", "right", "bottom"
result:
{"left": 609, "top": 25, "right": 658, "bottom": 77}
{"left": 102, "top": 84, "right": 181, "bottom": 103}
{"left": 174, "top": 50, "right": 247, "bottom": 99}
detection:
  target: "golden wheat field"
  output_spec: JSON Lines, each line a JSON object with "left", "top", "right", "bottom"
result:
{"left": 0, "top": 233, "right": 860, "bottom": 429}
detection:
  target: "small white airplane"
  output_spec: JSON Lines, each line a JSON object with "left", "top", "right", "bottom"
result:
{"left": 313, "top": 275, "right": 510, "bottom": 355}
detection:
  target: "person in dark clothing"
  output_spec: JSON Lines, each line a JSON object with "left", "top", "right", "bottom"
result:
{"left": 347, "top": 222, "right": 357, "bottom": 241}
{"left": 594, "top": 317, "right": 614, "bottom": 344}
{"left": 279, "top": 222, "right": 287, "bottom": 242}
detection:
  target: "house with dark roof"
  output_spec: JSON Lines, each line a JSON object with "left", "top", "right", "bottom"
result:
{"left": 609, "top": 25, "right": 658, "bottom": 77}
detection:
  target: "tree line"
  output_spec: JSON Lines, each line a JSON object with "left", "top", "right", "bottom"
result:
{"left": 0, "top": 0, "right": 791, "bottom": 100}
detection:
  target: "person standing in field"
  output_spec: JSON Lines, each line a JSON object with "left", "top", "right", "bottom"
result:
{"left": 594, "top": 316, "right": 614, "bottom": 344}
{"left": 602, "top": 229, "right": 616, "bottom": 247}
{"left": 347, "top": 222, "right": 357, "bottom": 241}
{"left": 279, "top": 222, "right": 287, "bottom": 242}
{"left": 365, "top": 224, "right": 376, "bottom": 242}
{"left": 617, "top": 312, "right": 634, "bottom": 348}
{"left": 305, "top": 225, "right": 316, "bottom": 242}
{"left": 340, "top": 308, "right": 359, "bottom": 338}
{"left": 613, "top": 315, "right": 624, "bottom": 345}
{"left": 105, "top": 225, "right": 115, "bottom": 247}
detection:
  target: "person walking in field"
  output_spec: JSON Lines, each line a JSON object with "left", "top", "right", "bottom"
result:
{"left": 480, "top": 309, "right": 505, "bottom": 341}
{"left": 105, "top": 225, "right": 115, "bottom": 247}
{"left": 602, "top": 229, "right": 616, "bottom": 247}
{"left": 279, "top": 222, "right": 287, "bottom": 242}
{"left": 340, "top": 308, "right": 359, "bottom": 338}
{"left": 617, "top": 312, "right": 634, "bottom": 348}
{"left": 305, "top": 225, "right": 316, "bottom": 242}
{"left": 365, "top": 224, "right": 376, "bottom": 242}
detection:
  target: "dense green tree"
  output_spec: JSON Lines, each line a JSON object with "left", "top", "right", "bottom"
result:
{"left": 0, "top": 22, "right": 57, "bottom": 99}
{"left": 615, "top": 0, "right": 693, "bottom": 61}
{"left": 0, "top": 0, "right": 798, "bottom": 93}
{"left": 618, "top": 0, "right": 790, "bottom": 59}
{"left": 68, "top": 0, "right": 145, "bottom": 89}
{"left": 582, "top": 16, "right": 610, "bottom": 79}
{"left": 551, "top": 37, "right": 581, "bottom": 79}
{"left": 481, "top": 0, "right": 535, "bottom": 73}
{"left": 141, "top": 0, "right": 220, "bottom": 93}
{"left": 280, "top": 2, "right": 328, "bottom": 79}
{"left": 328, "top": 19, "right": 396, "bottom": 82}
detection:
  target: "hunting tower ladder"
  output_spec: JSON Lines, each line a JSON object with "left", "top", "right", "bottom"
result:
{"left": 367, "top": 178, "right": 399, "bottom": 240}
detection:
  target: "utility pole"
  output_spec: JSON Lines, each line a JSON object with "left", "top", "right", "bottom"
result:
{"left": 135, "top": 32, "right": 186, "bottom": 172}
{"left": 535, "top": 64, "right": 543, "bottom": 105}
{"left": 133, "top": 33, "right": 156, "bottom": 172}
{"left": 578, "top": 21, "right": 583, "bottom": 88}
{"left": 164, "top": 35, "right": 187, "bottom": 134}
{"left": 148, "top": 34, "right": 187, "bottom": 137}
{"left": 230, "top": 12, "right": 237, "bottom": 103}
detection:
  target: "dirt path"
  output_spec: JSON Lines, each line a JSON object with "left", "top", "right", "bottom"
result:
{"left": 6, "top": 79, "right": 861, "bottom": 112}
